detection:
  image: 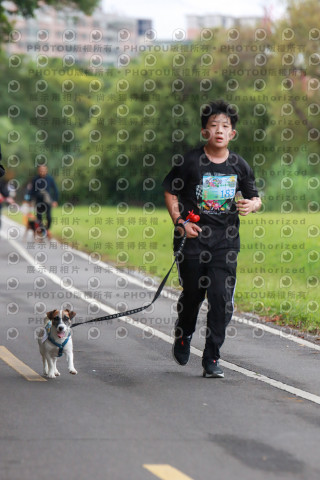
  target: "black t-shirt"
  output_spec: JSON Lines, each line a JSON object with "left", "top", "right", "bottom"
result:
{"left": 162, "top": 146, "right": 259, "bottom": 257}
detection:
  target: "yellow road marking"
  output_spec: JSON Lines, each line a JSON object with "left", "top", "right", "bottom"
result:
{"left": 0, "top": 346, "right": 46, "bottom": 382}
{"left": 143, "top": 465, "right": 194, "bottom": 480}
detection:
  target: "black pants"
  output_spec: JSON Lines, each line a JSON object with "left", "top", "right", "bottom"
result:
{"left": 176, "top": 249, "right": 238, "bottom": 360}
{"left": 36, "top": 202, "right": 52, "bottom": 229}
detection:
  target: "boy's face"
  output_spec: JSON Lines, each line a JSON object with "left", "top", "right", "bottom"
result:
{"left": 202, "top": 113, "right": 236, "bottom": 149}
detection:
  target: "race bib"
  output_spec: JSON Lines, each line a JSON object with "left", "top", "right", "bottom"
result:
{"left": 198, "top": 174, "right": 237, "bottom": 214}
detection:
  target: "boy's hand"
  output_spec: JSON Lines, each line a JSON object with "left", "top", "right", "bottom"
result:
{"left": 177, "top": 222, "right": 202, "bottom": 238}
{"left": 236, "top": 198, "right": 260, "bottom": 216}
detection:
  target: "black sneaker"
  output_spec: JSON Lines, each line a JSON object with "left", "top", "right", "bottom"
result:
{"left": 172, "top": 335, "right": 192, "bottom": 365}
{"left": 202, "top": 359, "right": 224, "bottom": 378}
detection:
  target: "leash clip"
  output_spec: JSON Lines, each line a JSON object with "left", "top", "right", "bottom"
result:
{"left": 185, "top": 210, "right": 200, "bottom": 223}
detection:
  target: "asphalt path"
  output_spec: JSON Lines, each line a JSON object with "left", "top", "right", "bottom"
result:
{"left": 1, "top": 216, "right": 320, "bottom": 480}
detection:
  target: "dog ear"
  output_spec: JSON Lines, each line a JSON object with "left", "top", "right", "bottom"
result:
{"left": 66, "top": 309, "right": 76, "bottom": 319}
{"left": 46, "top": 310, "right": 57, "bottom": 320}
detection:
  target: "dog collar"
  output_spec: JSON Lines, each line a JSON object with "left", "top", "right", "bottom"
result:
{"left": 48, "top": 333, "right": 71, "bottom": 357}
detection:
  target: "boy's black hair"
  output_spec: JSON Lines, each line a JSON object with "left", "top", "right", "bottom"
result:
{"left": 201, "top": 100, "right": 238, "bottom": 129}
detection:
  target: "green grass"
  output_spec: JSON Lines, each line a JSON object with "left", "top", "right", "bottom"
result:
{"left": 7, "top": 206, "right": 320, "bottom": 332}
{"left": 235, "top": 212, "right": 319, "bottom": 332}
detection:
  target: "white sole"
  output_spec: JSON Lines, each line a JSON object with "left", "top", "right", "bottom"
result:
{"left": 202, "top": 369, "right": 224, "bottom": 378}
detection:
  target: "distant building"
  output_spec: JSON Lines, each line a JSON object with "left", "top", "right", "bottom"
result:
{"left": 4, "top": 1, "right": 153, "bottom": 65}
{"left": 186, "top": 14, "right": 263, "bottom": 39}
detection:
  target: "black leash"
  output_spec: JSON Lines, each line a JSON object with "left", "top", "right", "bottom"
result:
{"left": 71, "top": 223, "right": 187, "bottom": 328}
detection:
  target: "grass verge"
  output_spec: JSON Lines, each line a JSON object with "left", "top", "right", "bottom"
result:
{"left": 7, "top": 206, "right": 319, "bottom": 333}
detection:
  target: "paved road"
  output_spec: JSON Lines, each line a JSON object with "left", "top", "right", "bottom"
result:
{"left": 1, "top": 217, "right": 320, "bottom": 480}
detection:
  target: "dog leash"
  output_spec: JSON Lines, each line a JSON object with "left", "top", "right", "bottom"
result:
{"left": 71, "top": 212, "right": 200, "bottom": 329}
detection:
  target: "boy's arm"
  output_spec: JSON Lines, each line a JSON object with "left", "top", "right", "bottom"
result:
{"left": 236, "top": 196, "right": 261, "bottom": 216}
{"left": 164, "top": 191, "right": 202, "bottom": 238}
{"left": 164, "top": 191, "right": 182, "bottom": 224}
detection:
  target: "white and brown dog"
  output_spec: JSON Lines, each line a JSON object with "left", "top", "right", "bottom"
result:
{"left": 38, "top": 309, "right": 77, "bottom": 378}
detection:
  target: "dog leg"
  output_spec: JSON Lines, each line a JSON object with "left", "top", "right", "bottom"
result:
{"left": 53, "top": 358, "right": 60, "bottom": 376}
{"left": 46, "top": 356, "right": 56, "bottom": 379}
{"left": 41, "top": 354, "right": 48, "bottom": 376}
{"left": 66, "top": 351, "right": 77, "bottom": 375}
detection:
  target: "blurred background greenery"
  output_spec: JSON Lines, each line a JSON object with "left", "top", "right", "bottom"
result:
{"left": 1, "top": 0, "right": 319, "bottom": 330}
{"left": 0, "top": 0, "right": 318, "bottom": 212}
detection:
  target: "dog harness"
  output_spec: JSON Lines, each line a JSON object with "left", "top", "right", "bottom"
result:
{"left": 45, "top": 320, "right": 71, "bottom": 357}
{"left": 48, "top": 334, "right": 71, "bottom": 357}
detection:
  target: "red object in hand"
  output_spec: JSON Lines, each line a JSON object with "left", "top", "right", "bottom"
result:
{"left": 186, "top": 210, "right": 200, "bottom": 223}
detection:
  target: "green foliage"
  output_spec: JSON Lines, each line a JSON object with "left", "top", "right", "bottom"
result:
{"left": 0, "top": 0, "right": 99, "bottom": 40}
{"left": 260, "top": 155, "right": 319, "bottom": 212}
{"left": 0, "top": 0, "right": 319, "bottom": 210}
{"left": 80, "top": 53, "right": 224, "bottom": 204}
{"left": 265, "top": 0, "right": 320, "bottom": 161}
{"left": 80, "top": 44, "right": 276, "bottom": 206}
{"left": 2, "top": 0, "right": 99, "bottom": 16}
{"left": 7, "top": 1, "right": 40, "bottom": 17}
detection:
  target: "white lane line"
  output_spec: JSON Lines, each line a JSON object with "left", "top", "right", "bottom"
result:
{"left": 232, "top": 316, "right": 320, "bottom": 351}
{"left": 70, "top": 240, "right": 179, "bottom": 301}
{"left": 69, "top": 235, "right": 320, "bottom": 352}
{"left": 4, "top": 216, "right": 320, "bottom": 351}
{"left": 4, "top": 233, "right": 320, "bottom": 406}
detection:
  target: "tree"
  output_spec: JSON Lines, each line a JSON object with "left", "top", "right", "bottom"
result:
{"left": 266, "top": 0, "right": 320, "bottom": 168}
{"left": 0, "top": 0, "right": 100, "bottom": 41}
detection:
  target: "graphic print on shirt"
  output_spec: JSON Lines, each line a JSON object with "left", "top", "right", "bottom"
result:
{"left": 197, "top": 173, "right": 237, "bottom": 214}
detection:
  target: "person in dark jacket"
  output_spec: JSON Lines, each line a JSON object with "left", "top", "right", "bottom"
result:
{"left": 29, "top": 165, "right": 59, "bottom": 238}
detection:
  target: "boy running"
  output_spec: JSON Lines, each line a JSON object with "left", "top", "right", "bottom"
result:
{"left": 162, "top": 99, "right": 261, "bottom": 378}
